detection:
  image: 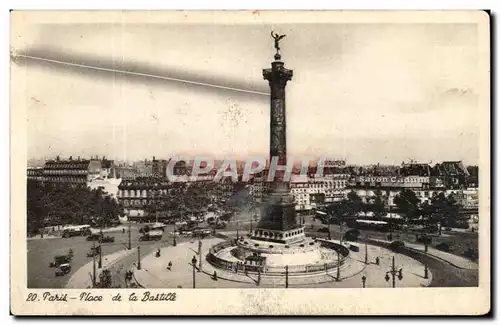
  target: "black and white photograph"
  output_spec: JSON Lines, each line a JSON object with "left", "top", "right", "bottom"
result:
{"left": 10, "top": 10, "right": 490, "bottom": 315}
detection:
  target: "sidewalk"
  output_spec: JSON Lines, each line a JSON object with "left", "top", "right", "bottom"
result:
{"left": 66, "top": 248, "right": 137, "bottom": 288}
{"left": 369, "top": 238, "right": 478, "bottom": 270}
{"left": 27, "top": 235, "right": 60, "bottom": 240}
{"left": 134, "top": 238, "right": 431, "bottom": 288}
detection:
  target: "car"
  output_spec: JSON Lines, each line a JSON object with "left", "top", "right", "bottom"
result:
{"left": 100, "top": 236, "right": 115, "bottom": 243}
{"left": 214, "top": 222, "right": 227, "bottom": 229}
{"left": 318, "top": 227, "right": 329, "bottom": 233}
{"left": 49, "top": 255, "right": 72, "bottom": 268}
{"left": 416, "top": 235, "right": 432, "bottom": 245}
{"left": 55, "top": 264, "right": 71, "bottom": 276}
{"left": 86, "top": 234, "right": 101, "bottom": 241}
{"left": 139, "top": 234, "right": 162, "bottom": 241}
{"left": 343, "top": 229, "right": 361, "bottom": 242}
{"left": 388, "top": 241, "right": 405, "bottom": 252}
{"left": 182, "top": 231, "right": 193, "bottom": 237}
{"left": 170, "top": 231, "right": 180, "bottom": 236}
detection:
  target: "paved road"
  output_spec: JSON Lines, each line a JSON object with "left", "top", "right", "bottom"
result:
{"left": 94, "top": 233, "right": 205, "bottom": 288}
{"left": 28, "top": 223, "right": 185, "bottom": 288}
{"left": 28, "top": 227, "right": 138, "bottom": 288}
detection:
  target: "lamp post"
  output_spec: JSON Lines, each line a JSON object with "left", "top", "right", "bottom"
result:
{"left": 424, "top": 233, "right": 429, "bottom": 279}
{"left": 198, "top": 240, "right": 202, "bottom": 272}
{"left": 285, "top": 265, "right": 289, "bottom": 288}
{"left": 327, "top": 213, "right": 332, "bottom": 240}
{"left": 191, "top": 255, "right": 197, "bottom": 288}
{"left": 336, "top": 249, "right": 341, "bottom": 281}
{"left": 128, "top": 216, "right": 131, "bottom": 250}
{"left": 137, "top": 246, "right": 141, "bottom": 270}
{"left": 98, "top": 244, "right": 103, "bottom": 269}
{"left": 364, "top": 241, "right": 368, "bottom": 265}
{"left": 339, "top": 214, "right": 343, "bottom": 246}
{"left": 388, "top": 203, "right": 393, "bottom": 241}
{"left": 385, "top": 255, "right": 403, "bottom": 288}
{"left": 173, "top": 222, "right": 177, "bottom": 247}
{"left": 236, "top": 221, "right": 239, "bottom": 240}
{"left": 92, "top": 240, "right": 96, "bottom": 287}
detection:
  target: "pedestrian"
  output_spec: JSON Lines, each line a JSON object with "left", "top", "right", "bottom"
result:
{"left": 122, "top": 228, "right": 125, "bottom": 234}
{"left": 375, "top": 257, "right": 380, "bottom": 265}
{"left": 168, "top": 261, "right": 172, "bottom": 271}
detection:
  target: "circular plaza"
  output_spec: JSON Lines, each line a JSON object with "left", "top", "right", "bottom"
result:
{"left": 131, "top": 234, "right": 433, "bottom": 288}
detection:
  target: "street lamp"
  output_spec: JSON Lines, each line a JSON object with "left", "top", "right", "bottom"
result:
{"left": 388, "top": 203, "right": 393, "bottom": 241}
{"left": 173, "top": 222, "right": 177, "bottom": 247}
{"left": 98, "top": 243, "right": 103, "bottom": 269}
{"left": 137, "top": 246, "right": 141, "bottom": 270}
{"left": 385, "top": 256, "right": 403, "bottom": 288}
{"left": 92, "top": 240, "right": 96, "bottom": 287}
{"left": 336, "top": 249, "right": 341, "bottom": 281}
{"left": 198, "top": 240, "right": 202, "bottom": 272}
{"left": 364, "top": 241, "right": 368, "bottom": 265}
{"left": 191, "top": 255, "right": 197, "bottom": 288}
{"left": 327, "top": 212, "right": 332, "bottom": 241}
{"left": 285, "top": 265, "right": 289, "bottom": 288}
{"left": 128, "top": 216, "right": 131, "bottom": 250}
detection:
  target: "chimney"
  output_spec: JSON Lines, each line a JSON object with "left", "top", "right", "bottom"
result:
{"left": 69, "top": 156, "right": 73, "bottom": 161}
{"left": 56, "top": 155, "right": 60, "bottom": 161}
{"left": 153, "top": 156, "right": 156, "bottom": 161}
{"left": 78, "top": 156, "right": 80, "bottom": 161}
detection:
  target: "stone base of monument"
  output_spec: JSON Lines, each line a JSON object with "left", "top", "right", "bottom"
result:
{"left": 207, "top": 236, "right": 349, "bottom": 276}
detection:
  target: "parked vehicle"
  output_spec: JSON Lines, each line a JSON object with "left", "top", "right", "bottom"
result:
{"left": 388, "top": 240, "right": 405, "bottom": 252}
{"left": 61, "top": 225, "right": 92, "bottom": 238}
{"left": 192, "top": 228, "right": 212, "bottom": 238}
{"left": 49, "top": 255, "right": 72, "bottom": 268}
{"left": 343, "top": 229, "right": 361, "bottom": 242}
{"left": 100, "top": 236, "right": 115, "bottom": 243}
{"left": 55, "top": 264, "right": 71, "bottom": 276}
{"left": 139, "top": 229, "right": 163, "bottom": 241}
{"left": 214, "top": 222, "right": 227, "bottom": 229}
{"left": 86, "top": 234, "right": 101, "bottom": 241}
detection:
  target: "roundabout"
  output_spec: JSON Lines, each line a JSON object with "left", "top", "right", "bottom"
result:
{"left": 206, "top": 235, "right": 349, "bottom": 278}
{"left": 132, "top": 234, "right": 433, "bottom": 288}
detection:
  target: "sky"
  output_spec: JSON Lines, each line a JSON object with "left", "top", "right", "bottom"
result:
{"left": 12, "top": 15, "right": 482, "bottom": 165}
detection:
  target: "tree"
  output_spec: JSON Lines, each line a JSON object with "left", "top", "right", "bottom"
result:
{"left": 27, "top": 183, "right": 123, "bottom": 233}
{"left": 394, "top": 189, "right": 420, "bottom": 223}
{"left": 429, "top": 192, "right": 461, "bottom": 232}
{"left": 345, "top": 190, "right": 363, "bottom": 217}
{"left": 97, "top": 269, "right": 113, "bottom": 288}
{"left": 362, "top": 189, "right": 386, "bottom": 219}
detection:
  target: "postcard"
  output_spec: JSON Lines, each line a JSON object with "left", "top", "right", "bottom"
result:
{"left": 10, "top": 10, "right": 490, "bottom": 315}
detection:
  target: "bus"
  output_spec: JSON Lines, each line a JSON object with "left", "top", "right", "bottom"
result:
{"left": 352, "top": 220, "right": 390, "bottom": 232}
{"left": 61, "top": 225, "right": 92, "bottom": 238}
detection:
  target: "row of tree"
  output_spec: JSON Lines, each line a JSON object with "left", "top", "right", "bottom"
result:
{"left": 325, "top": 189, "right": 465, "bottom": 229}
{"left": 27, "top": 181, "right": 123, "bottom": 235}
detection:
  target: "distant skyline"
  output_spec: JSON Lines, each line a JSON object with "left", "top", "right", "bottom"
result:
{"left": 13, "top": 17, "right": 481, "bottom": 165}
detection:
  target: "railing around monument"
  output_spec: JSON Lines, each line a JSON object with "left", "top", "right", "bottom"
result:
{"left": 207, "top": 240, "right": 348, "bottom": 276}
